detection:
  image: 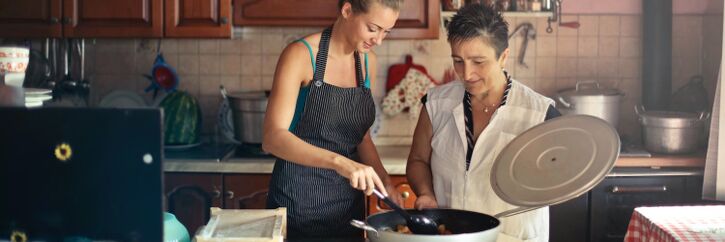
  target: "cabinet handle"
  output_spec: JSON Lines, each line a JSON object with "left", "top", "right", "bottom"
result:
{"left": 220, "top": 17, "right": 228, "bottom": 24}
{"left": 226, "top": 190, "right": 235, "bottom": 199}
{"left": 610, "top": 185, "right": 668, "bottom": 193}
{"left": 401, "top": 191, "right": 410, "bottom": 199}
{"left": 211, "top": 189, "right": 221, "bottom": 198}
{"left": 50, "top": 17, "right": 59, "bottom": 24}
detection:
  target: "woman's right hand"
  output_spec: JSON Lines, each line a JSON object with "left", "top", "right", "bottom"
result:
{"left": 333, "top": 157, "right": 387, "bottom": 196}
{"left": 414, "top": 194, "right": 438, "bottom": 210}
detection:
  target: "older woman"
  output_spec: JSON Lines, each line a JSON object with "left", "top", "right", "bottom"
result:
{"left": 406, "top": 3, "right": 560, "bottom": 242}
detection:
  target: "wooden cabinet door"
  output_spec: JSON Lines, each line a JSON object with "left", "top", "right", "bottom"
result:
{"left": 63, "top": 0, "right": 163, "bottom": 37}
{"left": 165, "top": 173, "right": 223, "bottom": 235}
{"left": 223, "top": 174, "right": 271, "bottom": 209}
{"left": 165, "top": 0, "right": 232, "bottom": 38}
{"left": 0, "top": 0, "right": 62, "bottom": 37}
{"left": 233, "top": 0, "right": 439, "bottom": 39}
{"left": 367, "top": 176, "right": 418, "bottom": 215}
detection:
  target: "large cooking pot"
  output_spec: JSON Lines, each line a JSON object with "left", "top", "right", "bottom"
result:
{"left": 635, "top": 105, "right": 709, "bottom": 154}
{"left": 353, "top": 208, "right": 500, "bottom": 242}
{"left": 227, "top": 91, "right": 269, "bottom": 144}
{"left": 555, "top": 80, "right": 624, "bottom": 128}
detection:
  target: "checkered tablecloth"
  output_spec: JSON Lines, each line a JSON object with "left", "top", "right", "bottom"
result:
{"left": 624, "top": 205, "right": 725, "bottom": 242}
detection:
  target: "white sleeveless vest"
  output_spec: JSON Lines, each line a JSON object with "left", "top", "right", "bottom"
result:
{"left": 425, "top": 80, "right": 555, "bottom": 242}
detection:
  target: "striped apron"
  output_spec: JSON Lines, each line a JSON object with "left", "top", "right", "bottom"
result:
{"left": 266, "top": 27, "right": 375, "bottom": 239}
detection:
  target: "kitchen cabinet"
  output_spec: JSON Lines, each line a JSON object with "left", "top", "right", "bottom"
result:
{"left": 165, "top": 0, "right": 232, "bottom": 37}
{"left": 223, "top": 174, "right": 271, "bottom": 209}
{"left": 367, "top": 175, "right": 417, "bottom": 215}
{"left": 164, "top": 172, "right": 271, "bottom": 234}
{"left": 0, "top": 0, "right": 230, "bottom": 38}
{"left": 232, "top": 0, "right": 440, "bottom": 39}
{"left": 549, "top": 173, "right": 707, "bottom": 242}
{"left": 165, "top": 172, "right": 223, "bottom": 235}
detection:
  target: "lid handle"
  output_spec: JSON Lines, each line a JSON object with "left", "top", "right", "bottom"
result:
{"left": 556, "top": 95, "right": 572, "bottom": 108}
{"left": 575, "top": 80, "right": 601, "bottom": 91}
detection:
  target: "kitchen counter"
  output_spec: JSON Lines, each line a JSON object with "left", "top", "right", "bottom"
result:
{"left": 164, "top": 145, "right": 706, "bottom": 174}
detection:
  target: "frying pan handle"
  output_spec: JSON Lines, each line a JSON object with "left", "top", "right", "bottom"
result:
{"left": 494, "top": 206, "right": 540, "bottom": 218}
{"left": 350, "top": 220, "right": 379, "bottom": 237}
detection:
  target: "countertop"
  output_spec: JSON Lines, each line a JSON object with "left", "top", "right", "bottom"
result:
{"left": 165, "top": 146, "right": 706, "bottom": 175}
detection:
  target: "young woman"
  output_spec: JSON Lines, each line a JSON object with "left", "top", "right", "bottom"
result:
{"left": 262, "top": 0, "right": 404, "bottom": 239}
{"left": 406, "top": 3, "right": 561, "bottom": 242}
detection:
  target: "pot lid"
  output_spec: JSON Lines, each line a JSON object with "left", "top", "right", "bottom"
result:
{"left": 491, "top": 115, "right": 620, "bottom": 207}
{"left": 558, "top": 80, "right": 622, "bottom": 97}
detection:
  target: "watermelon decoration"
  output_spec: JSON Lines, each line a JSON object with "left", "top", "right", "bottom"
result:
{"left": 159, "top": 91, "right": 202, "bottom": 145}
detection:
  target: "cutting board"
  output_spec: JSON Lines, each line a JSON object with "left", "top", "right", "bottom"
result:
{"left": 386, "top": 55, "right": 430, "bottom": 92}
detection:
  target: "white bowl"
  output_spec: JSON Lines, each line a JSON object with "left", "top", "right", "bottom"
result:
{"left": 0, "top": 47, "right": 30, "bottom": 74}
{"left": 0, "top": 47, "right": 29, "bottom": 58}
{"left": 4, "top": 72, "right": 25, "bottom": 87}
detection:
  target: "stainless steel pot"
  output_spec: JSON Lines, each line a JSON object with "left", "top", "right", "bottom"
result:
{"left": 353, "top": 208, "right": 501, "bottom": 242}
{"left": 556, "top": 80, "right": 624, "bottom": 128}
{"left": 227, "top": 91, "right": 268, "bottom": 144}
{"left": 636, "top": 105, "right": 709, "bottom": 154}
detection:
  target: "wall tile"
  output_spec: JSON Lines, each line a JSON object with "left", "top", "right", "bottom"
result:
{"left": 221, "top": 74, "right": 242, "bottom": 93}
{"left": 673, "top": 15, "right": 703, "bottom": 39}
{"left": 160, "top": 39, "right": 179, "bottom": 54}
{"left": 387, "top": 40, "right": 413, "bottom": 56}
{"left": 515, "top": 55, "right": 536, "bottom": 78}
{"left": 599, "top": 15, "right": 620, "bottom": 36}
{"left": 220, "top": 54, "right": 242, "bottom": 75}
{"left": 178, "top": 74, "right": 200, "bottom": 98}
{"left": 536, "top": 36, "right": 557, "bottom": 57}
{"left": 578, "top": 37, "right": 599, "bottom": 57}
{"left": 262, "top": 33, "right": 284, "bottom": 54}
{"left": 536, "top": 57, "right": 557, "bottom": 78}
{"left": 177, "top": 54, "right": 200, "bottom": 75}
{"left": 199, "top": 40, "right": 220, "bottom": 54}
{"left": 577, "top": 58, "right": 597, "bottom": 78}
{"left": 199, "top": 54, "right": 221, "bottom": 75}
{"left": 262, "top": 75, "right": 275, "bottom": 89}
{"left": 556, "top": 58, "right": 577, "bottom": 78}
{"left": 537, "top": 17, "right": 558, "bottom": 36}
{"left": 578, "top": 15, "right": 599, "bottom": 36}
{"left": 619, "top": 58, "right": 641, "bottom": 79}
{"left": 241, "top": 75, "right": 264, "bottom": 91}
{"left": 262, "top": 54, "right": 279, "bottom": 76}
{"left": 536, "top": 78, "right": 558, "bottom": 97}
{"left": 596, "top": 58, "right": 620, "bottom": 78}
{"left": 240, "top": 33, "right": 263, "bottom": 54}
{"left": 241, "top": 55, "right": 263, "bottom": 76}
{"left": 619, "top": 37, "right": 641, "bottom": 57}
{"left": 620, "top": 15, "right": 641, "bottom": 37}
{"left": 199, "top": 75, "right": 222, "bottom": 97}
{"left": 177, "top": 39, "right": 199, "bottom": 54}
{"left": 556, "top": 37, "right": 578, "bottom": 57}
{"left": 219, "top": 39, "right": 242, "bottom": 54}
{"left": 598, "top": 37, "right": 620, "bottom": 57}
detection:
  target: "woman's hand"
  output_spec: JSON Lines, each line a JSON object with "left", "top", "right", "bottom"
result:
{"left": 384, "top": 183, "right": 404, "bottom": 206}
{"left": 334, "top": 157, "right": 388, "bottom": 196}
{"left": 414, "top": 194, "right": 438, "bottom": 210}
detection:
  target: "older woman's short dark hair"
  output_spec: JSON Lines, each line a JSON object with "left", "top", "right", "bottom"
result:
{"left": 338, "top": 0, "right": 403, "bottom": 13}
{"left": 447, "top": 3, "right": 509, "bottom": 58}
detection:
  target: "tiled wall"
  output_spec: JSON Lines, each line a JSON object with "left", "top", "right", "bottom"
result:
{"left": 84, "top": 13, "right": 722, "bottom": 144}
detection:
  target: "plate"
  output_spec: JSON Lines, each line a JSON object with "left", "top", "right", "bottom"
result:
{"left": 25, "top": 101, "right": 43, "bottom": 108}
{"left": 24, "top": 87, "right": 52, "bottom": 95}
{"left": 165, "top": 142, "right": 202, "bottom": 150}
{"left": 25, "top": 94, "right": 52, "bottom": 103}
{"left": 491, "top": 115, "right": 620, "bottom": 208}
{"left": 99, "top": 90, "right": 148, "bottom": 108}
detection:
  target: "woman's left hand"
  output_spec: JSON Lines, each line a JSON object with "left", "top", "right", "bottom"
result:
{"left": 385, "top": 183, "right": 404, "bottom": 206}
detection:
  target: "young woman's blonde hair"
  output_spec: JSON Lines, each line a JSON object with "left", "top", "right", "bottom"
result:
{"left": 338, "top": 0, "right": 403, "bottom": 13}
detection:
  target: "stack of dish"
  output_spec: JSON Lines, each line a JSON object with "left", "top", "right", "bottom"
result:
{"left": 25, "top": 88, "right": 52, "bottom": 108}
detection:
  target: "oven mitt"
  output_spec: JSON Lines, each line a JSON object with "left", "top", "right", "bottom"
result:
{"left": 382, "top": 68, "right": 433, "bottom": 119}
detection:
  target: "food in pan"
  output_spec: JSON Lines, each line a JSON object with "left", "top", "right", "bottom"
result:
{"left": 395, "top": 224, "right": 452, "bottom": 235}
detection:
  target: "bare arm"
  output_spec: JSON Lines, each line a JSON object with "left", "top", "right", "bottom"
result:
{"left": 407, "top": 106, "right": 438, "bottom": 209}
{"left": 262, "top": 41, "right": 387, "bottom": 195}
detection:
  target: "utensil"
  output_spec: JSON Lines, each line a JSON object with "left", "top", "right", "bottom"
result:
{"left": 635, "top": 105, "right": 708, "bottom": 154}
{"left": 372, "top": 188, "right": 439, "bottom": 235}
{"left": 227, "top": 91, "right": 269, "bottom": 144}
{"left": 350, "top": 219, "right": 379, "bottom": 237}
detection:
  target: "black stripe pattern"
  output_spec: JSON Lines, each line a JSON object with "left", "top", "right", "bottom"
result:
{"left": 462, "top": 70, "right": 512, "bottom": 170}
{"left": 266, "top": 27, "right": 375, "bottom": 239}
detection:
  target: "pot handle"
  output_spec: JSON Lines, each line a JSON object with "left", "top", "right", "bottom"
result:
{"left": 634, "top": 105, "right": 646, "bottom": 117}
{"left": 698, "top": 111, "right": 711, "bottom": 122}
{"left": 575, "top": 80, "right": 601, "bottom": 91}
{"left": 350, "top": 220, "right": 379, "bottom": 237}
{"left": 556, "top": 95, "right": 572, "bottom": 108}
{"left": 494, "top": 206, "right": 540, "bottom": 218}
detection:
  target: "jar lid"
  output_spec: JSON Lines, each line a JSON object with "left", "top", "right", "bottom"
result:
{"left": 491, "top": 115, "right": 620, "bottom": 208}
{"left": 558, "top": 80, "right": 623, "bottom": 97}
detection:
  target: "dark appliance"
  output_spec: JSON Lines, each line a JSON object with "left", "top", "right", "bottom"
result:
{"left": 0, "top": 107, "right": 164, "bottom": 242}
